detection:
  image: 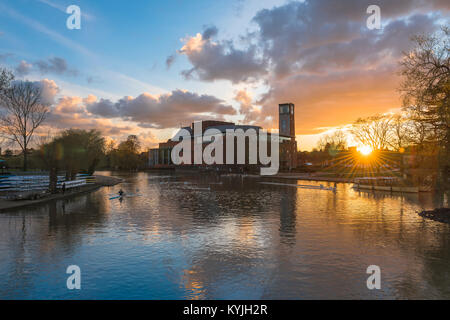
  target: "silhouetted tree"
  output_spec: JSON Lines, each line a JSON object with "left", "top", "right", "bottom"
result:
{"left": 55, "top": 129, "right": 105, "bottom": 180}
{"left": 400, "top": 26, "right": 450, "bottom": 181}
{"left": 317, "top": 130, "right": 348, "bottom": 156}
{"left": 0, "top": 80, "right": 49, "bottom": 171}
{"left": 351, "top": 115, "right": 392, "bottom": 151}
{"left": 111, "top": 135, "right": 143, "bottom": 170}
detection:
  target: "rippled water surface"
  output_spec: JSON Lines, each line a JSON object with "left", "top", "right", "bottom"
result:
{"left": 0, "top": 171, "right": 449, "bottom": 299}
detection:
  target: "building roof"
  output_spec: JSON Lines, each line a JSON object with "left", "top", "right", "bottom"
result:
{"left": 171, "top": 122, "right": 262, "bottom": 140}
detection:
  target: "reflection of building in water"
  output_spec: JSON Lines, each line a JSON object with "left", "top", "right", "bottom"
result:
{"left": 279, "top": 188, "right": 297, "bottom": 246}
{"left": 149, "top": 103, "right": 298, "bottom": 171}
{"left": 181, "top": 268, "right": 206, "bottom": 300}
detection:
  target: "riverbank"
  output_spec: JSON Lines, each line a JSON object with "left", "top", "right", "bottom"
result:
{"left": 419, "top": 208, "right": 450, "bottom": 224}
{"left": 244, "top": 172, "right": 353, "bottom": 183}
{"left": 0, "top": 175, "right": 123, "bottom": 212}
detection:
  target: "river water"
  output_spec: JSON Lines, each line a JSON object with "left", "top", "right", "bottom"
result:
{"left": 0, "top": 171, "right": 449, "bottom": 299}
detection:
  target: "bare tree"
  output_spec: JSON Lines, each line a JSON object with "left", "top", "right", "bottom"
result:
{"left": 400, "top": 26, "right": 449, "bottom": 180}
{"left": 387, "top": 114, "right": 412, "bottom": 151}
{"left": 317, "top": 129, "right": 348, "bottom": 152}
{"left": 351, "top": 115, "right": 392, "bottom": 150}
{"left": 404, "top": 108, "right": 436, "bottom": 148}
{"left": 400, "top": 26, "right": 449, "bottom": 115}
{"left": 0, "top": 81, "right": 49, "bottom": 171}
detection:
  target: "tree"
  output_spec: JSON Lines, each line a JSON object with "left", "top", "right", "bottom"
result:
{"left": 351, "top": 115, "right": 392, "bottom": 150}
{"left": 3, "top": 149, "right": 13, "bottom": 157}
{"left": 102, "top": 140, "right": 116, "bottom": 169}
{"left": 55, "top": 129, "right": 105, "bottom": 180}
{"left": 38, "top": 135, "right": 62, "bottom": 194}
{"left": 121, "top": 135, "right": 140, "bottom": 154}
{"left": 387, "top": 114, "right": 412, "bottom": 151}
{"left": 111, "top": 135, "right": 143, "bottom": 170}
{"left": 400, "top": 26, "right": 450, "bottom": 180}
{"left": 0, "top": 68, "right": 14, "bottom": 93}
{"left": 0, "top": 80, "right": 49, "bottom": 171}
{"left": 317, "top": 130, "right": 348, "bottom": 156}
{"left": 38, "top": 129, "right": 105, "bottom": 193}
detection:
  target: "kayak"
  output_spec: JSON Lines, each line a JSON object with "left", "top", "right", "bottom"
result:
{"left": 109, "top": 193, "right": 142, "bottom": 200}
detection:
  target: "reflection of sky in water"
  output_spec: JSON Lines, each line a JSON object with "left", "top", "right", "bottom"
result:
{"left": 0, "top": 171, "right": 449, "bottom": 299}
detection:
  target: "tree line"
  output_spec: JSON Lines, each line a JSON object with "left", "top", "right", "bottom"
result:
{"left": 1, "top": 129, "right": 148, "bottom": 192}
{"left": 38, "top": 131, "right": 147, "bottom": 192}
{"left": 0, "top": 69, "right": 148, "bottom": 179}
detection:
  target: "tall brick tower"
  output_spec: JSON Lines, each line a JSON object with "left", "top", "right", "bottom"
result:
{"left": 279, "top": 103, "right": 295, "bottom": 138}
{"left": 279, "top": 103, "right": 297, "bottom": 169}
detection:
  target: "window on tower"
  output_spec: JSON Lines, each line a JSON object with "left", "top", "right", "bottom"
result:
{"left": 280, "top": 105, "right": 289, "bottom": 114}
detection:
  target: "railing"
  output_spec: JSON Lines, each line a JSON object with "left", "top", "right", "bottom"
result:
{"left": 57, "top": 179, "right": 86, "bottom": 189}
{"left": 0, "top": 174, "right": 95, "bottom": 192}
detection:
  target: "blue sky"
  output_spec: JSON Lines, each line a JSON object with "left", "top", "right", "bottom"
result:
{"left": 1, "top": 0, "right": 284, "bottom": 146}
{"left": 2, "top": 0, "right": 236, "bottom": 96}
{"left": 0, "top": 0, "right": 448, "bottom": 150}
{"left": 0, "top": 0, "right": 281, "bottom": 97}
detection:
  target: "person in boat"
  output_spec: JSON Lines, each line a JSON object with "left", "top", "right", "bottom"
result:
{"left": 118, "top": 189, "right": 124, "bottom": 197}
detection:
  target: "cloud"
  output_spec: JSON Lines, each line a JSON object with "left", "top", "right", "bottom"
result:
{"left": 15, "top": 60, "right": 32, "bottom": 76}
{"left": 202, "top": 26, "right": 219, "bottom": 40}
{"left": 251, "top": 1, "right": 448, "bottom": 133}
{"left": 136, "top": 131, "right": 159, "bottom": 148}
{"left": 0, "top": 52, "right": 13, "bottom": 62}
{"left": 1, "top": 78, "right": 154, "bottom": 145}
{"left": 165, "top": 54, "right": 176, "bottom": 69}
{"left": 179, "top": 27, "right": 267, "bottom": 83}
{"left": 234, "top": 89, "right": 260, "bottom": 123}
{"left": 178, "top": 0, "right": 449, "bottom": 134}
{"left": 35, "top": 57, "right": 78, "bottom": 76}
{"left": 86, "top": 75, "right": 102, "bottom": 84}
{"left": 87, "top": 89, "right": 237, "bottom": 128}
{"left": 252, "top": 1, "right": 446, "bottom": 79}
{"left": 32, "top": 79, "right": 60, "bottom": 105}
{"left": 44, "top": 94, "right": 133, "bottom": 136}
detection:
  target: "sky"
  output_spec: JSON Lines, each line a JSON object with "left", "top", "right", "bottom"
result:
{"left": 0, "top": 0, "right": 449, "bottom": 150}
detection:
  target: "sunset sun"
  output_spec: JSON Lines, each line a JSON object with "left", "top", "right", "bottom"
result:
{"left": 357, "top": 145, "right": 373, "bottom": 156}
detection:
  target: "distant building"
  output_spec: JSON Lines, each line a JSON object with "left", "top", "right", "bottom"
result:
{"left": 278, "top": 103, "right": 298, "bottom": 170}
{"left": 148, "top": 104, "right": 298, "bottom": 171}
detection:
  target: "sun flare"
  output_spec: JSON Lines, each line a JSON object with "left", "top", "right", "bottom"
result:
{"left": 357, "top": 145, "right": 373, "bottom": 156}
